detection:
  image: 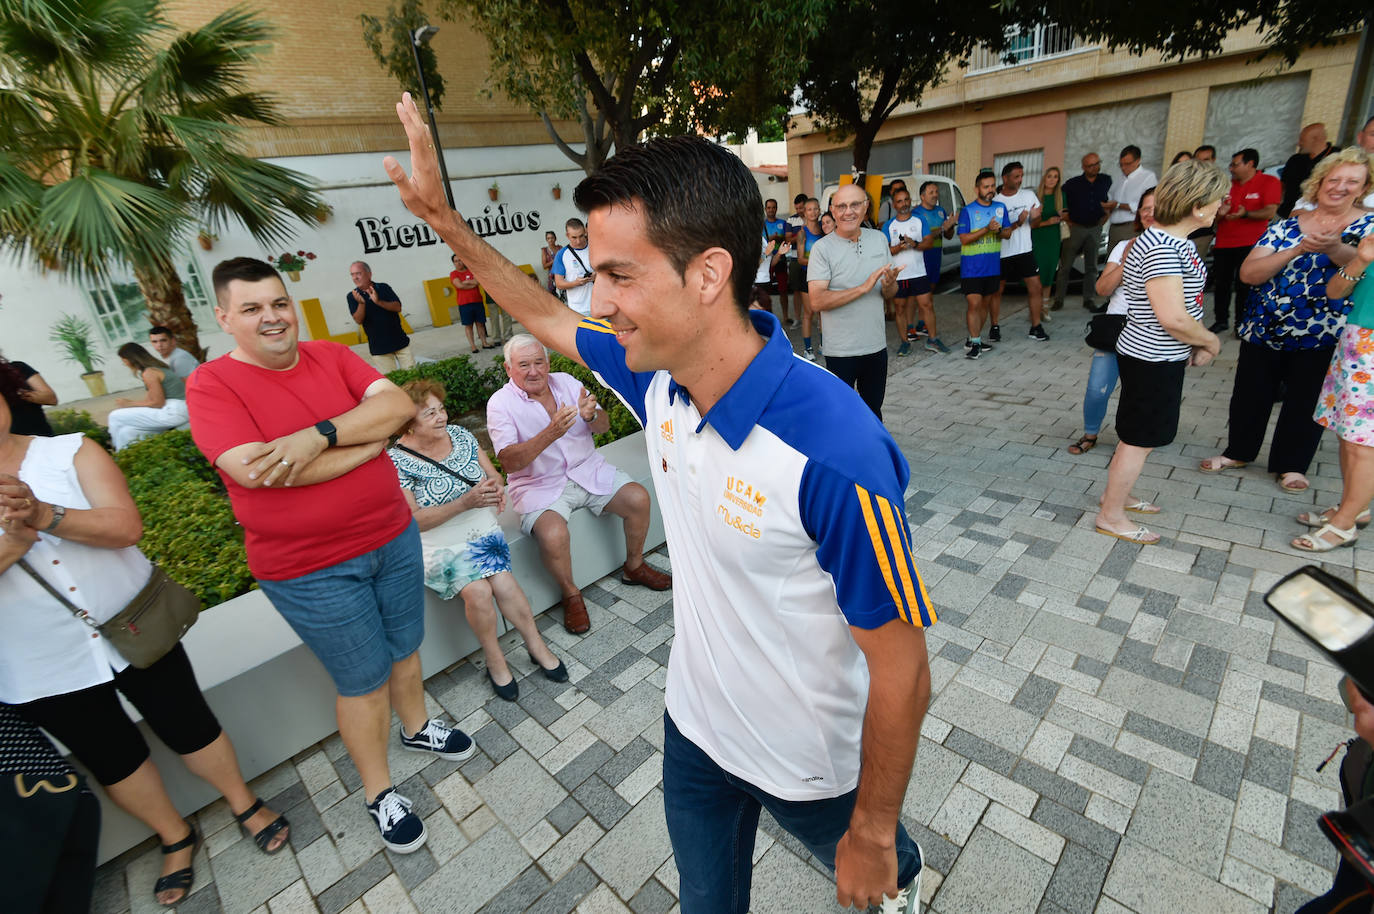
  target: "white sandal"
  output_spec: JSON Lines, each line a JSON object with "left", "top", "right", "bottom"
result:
{"left": 1292, "top": 522, "right": 1358, "bottom": 552}
{"left": 1298, "top": 508, "right": 1373, "bottom": 529}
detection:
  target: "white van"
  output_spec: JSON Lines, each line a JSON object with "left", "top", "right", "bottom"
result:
{"left": 821, "top": 174, "right": 967, "bottom": 280}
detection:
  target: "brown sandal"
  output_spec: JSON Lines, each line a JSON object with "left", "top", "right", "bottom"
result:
{"left": 1068, "top": 434, "right": 1098, "bottom": 455}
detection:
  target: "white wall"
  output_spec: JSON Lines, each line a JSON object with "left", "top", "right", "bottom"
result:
{"left": 0, "top": 142, "right": 590, "bottom": 402}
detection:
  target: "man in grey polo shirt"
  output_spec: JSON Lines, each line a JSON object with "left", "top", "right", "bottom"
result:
{"left": 148, "top": 325, "right": 199, "bottom": 379}
{"left": 808, "top": 183, "right": 897, "bottom": 419}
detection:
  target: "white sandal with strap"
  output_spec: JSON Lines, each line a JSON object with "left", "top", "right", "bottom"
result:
{"left": 1292, "top": 522, "right": 1358, "bottom": 553}
{"left": 1298, "top": 508, "right": 1373, "bottom": 529}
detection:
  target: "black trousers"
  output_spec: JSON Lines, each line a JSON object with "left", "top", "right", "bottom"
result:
{"left": 825, "top": 350, "right": 888, "bottom": 420}
{"left": 18, "top": 643, "right": 222, "bottom": 785}
{"left": 1211, "top": 244, "right": 1254, "bottom": 326}
{"left": 1222, "top": 341, "right": 1332, "bottom": 474}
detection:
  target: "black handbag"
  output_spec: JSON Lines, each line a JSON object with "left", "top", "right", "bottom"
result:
{"left": 19, "top": 560, "right": 198, "bottom": 669}
{"left": 1084, "top": 314, "right": 1127, "bottom": 351}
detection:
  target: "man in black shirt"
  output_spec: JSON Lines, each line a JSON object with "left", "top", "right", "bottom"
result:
{"left": 1053, "top": 152, "right": 1112, "bottom": 313}
{"left": 347, "top": 261, "right": 413, "bottom": 371}
{"left": 1279, "top": 123, "right": 1334, "bottom": 218}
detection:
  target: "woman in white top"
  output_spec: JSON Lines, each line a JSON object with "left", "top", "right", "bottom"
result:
{"left": 1094, "top": 162, "right": 1227, "bottom": 545}
{"left": 0, "top": 395, "right": 287, "bottom": 906}
{"left": 106, "top": 342, "right": 189, "bottom": 451}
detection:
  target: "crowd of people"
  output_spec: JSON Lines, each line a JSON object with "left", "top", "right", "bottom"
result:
{"left": 8, "top": 106, "right": 1374, "bottom": 913}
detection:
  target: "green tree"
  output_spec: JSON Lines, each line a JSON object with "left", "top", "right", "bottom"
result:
{"left": 0, "top": 0, "right": 326, "bottom": 359}
{"left": 362, "top": 0, "right": 826, "bottom": 175}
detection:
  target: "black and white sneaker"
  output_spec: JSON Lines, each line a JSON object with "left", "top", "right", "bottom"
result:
{"left": 366, "top": 787, "right": 426, "bottom": 853}
{"left": 401, "top": 718, "right": 477, "bottom": 762}
{"left": 877, "top": 844, "right": 924, "bottom": 913}
{"left": 966, "top": 342, "right": 984, "bottom": 360}
{"left": 1028, "top": 324, "right": 1050, "bottom": 341}
{"left": 988, "top": 323, "right": 1001, "bottom": 342}
{"left": 964, "top": 338, "right": 994, "bottom": 352}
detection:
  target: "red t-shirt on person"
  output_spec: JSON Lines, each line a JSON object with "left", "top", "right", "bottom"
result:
{"left": 449, "top": 269, "right": 482, "bottom": 306}
{"left": 1214, "top": 172, "right": 1282, "bottom": 249}
{"left": 186, "top": 341, "right": 413, "bottom": 581}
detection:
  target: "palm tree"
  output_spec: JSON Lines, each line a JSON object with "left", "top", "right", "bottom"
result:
{"left": 0, "top": 0, "right": 326, "bottom": 359}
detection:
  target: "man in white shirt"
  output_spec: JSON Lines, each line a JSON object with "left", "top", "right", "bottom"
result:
{"left": 147, "top": 325, "right": 199, "bottom": 379}
{"left": 551, "top": 218, "right": 595, "bottom": 316}
{"left": 1106, "top": 144, "right": 1157, "bottom": 251}
{"left": 882, "top": 186, "right": 939, "bottom": 356}
{"left": 990, "top": 162, "right": 1049, "bottom": 342}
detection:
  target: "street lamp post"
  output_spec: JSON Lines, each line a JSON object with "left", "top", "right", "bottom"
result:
{"left": 410, "top": 25, "right": 455, "bottom": 210}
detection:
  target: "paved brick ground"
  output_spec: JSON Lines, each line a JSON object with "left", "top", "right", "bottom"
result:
{"left": 92, "top": 293, "right": 1358, "bottom": 913}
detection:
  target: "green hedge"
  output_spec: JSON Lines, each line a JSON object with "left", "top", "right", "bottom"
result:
{"left": 47, "top": 408, "right": 112, "bottom": 450}
{"left": 114, "top": 431, "right": 254, "bottom": 608}
{"left": 107, "top": 352, "right": 642, "bottom": 610}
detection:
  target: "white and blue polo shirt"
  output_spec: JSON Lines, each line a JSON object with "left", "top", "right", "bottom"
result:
{"left": 576, "top": 310, "right": 935, "bottom": 800}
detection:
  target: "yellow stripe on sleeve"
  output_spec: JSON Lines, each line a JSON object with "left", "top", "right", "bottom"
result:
{"left": 855, "top": 484, "right": 909, "bottom": 623}
{"left": 887, "top": 496, "right": 935, "bottom": 626}
{"left": 875, "top": 495, "right": 922, "bottom": 625}
{"left": 578, "top": 318, "right": 616, "bottom": 335}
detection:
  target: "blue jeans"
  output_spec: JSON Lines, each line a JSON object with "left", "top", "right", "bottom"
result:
{"left": 258, "top": 521, "right": 425, "bottom": 697}
{"left": 1083, "top": 350, "right": 1120, "bottom": 435}
{"left": 662, "top": 712, "right": 922, "bottom": 913}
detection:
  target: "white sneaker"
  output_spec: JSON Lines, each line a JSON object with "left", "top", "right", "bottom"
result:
{"left": 803, "top": 348, "right": 816, "bottom": 361}
{"left": 878, "top": 847, "right": 923, "bottom": 914}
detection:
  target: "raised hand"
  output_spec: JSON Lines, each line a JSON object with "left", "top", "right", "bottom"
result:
{"left": 384, "top": 93, "right": 462, "bottom": 233}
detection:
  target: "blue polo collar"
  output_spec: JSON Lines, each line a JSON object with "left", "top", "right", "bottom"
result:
{"left": 667, "top": 310, "right": 793, "bottom": 451}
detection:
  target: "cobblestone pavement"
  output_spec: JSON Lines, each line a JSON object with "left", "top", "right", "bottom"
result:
{"left": 93, "top": 295, "right": 1358, "bottom": 913}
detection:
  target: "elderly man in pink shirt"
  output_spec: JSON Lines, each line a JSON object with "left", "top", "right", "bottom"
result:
{"left": 487, "top": 334, "right": 670, "bottom": 633}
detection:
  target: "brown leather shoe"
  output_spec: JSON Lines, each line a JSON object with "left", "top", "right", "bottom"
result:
{"left": 621, "top": 561, "right": 671, "bottom": 591}
{"left": 561, "top": 593, "right": 590, "bottom": 634}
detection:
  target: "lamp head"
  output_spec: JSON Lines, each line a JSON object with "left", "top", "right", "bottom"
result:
{"left": 413, "top": 25, "right": 439, "bottom": 45}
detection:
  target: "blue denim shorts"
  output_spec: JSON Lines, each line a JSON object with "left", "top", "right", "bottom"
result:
{"left": 258, "top": 521, "right": 425, "bottom": 697}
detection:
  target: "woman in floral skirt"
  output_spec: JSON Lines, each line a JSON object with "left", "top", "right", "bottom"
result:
{"left": 1304, "top": 229, "right": 1374, "bottom": 550}
{"left": 390, "top": 379, "right": 566, "bottom": 700}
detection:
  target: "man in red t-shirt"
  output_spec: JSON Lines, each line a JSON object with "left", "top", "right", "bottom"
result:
{"left": 1209, "top": 148, "right": 1281, "bottom": 332}
{"left": 449, "top": 253, "right": 493, "bottom": 353}
{"left": 186, "top": 257, "right": 477, "bottom": 856}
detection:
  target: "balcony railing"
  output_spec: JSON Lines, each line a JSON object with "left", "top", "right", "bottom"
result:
{"left": 966, "top": 24, "right": 1092, "bottom": 74}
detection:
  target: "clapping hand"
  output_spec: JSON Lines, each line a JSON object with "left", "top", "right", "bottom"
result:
{"left": 1299, "top": 230, "right": 1339, "bottom": 255}
{"left": 0, "top": 474, "right": 43, "bottom": 529}
{"left": 548, "top": 403, "right": 579, "bottom": 440}
{"left": 578, "top": 388, "right": 599, "bottom": 422}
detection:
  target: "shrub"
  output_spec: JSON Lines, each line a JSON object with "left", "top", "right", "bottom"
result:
{"left": 114, "top": 431, "right": 254, "bottom": 607}
{"left": 46, "top": 408, "right": 112, "bottom": 449}
{"left": 548, "top": 353, "right": 641, "bottom": 446}
{"left": 386, "top": 353, "right": 507, "bottom": 417}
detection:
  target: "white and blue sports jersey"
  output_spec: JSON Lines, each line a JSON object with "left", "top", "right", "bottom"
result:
{"left": 576, "top": 310, "right": 934, "bottom": 800}
{"left": 883, "top": 215, "right": 927, "bottom": 280}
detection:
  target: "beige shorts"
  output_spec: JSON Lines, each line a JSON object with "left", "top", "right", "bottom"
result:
{"left": 520, "top": 469, "right": 635, "bottom": 535}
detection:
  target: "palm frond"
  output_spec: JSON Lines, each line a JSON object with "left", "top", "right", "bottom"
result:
{"left": 146, "top": 5, "right": 272, "bottom": 103}
{"left": 197, "top": 155, "right": 323, "bottom": 246}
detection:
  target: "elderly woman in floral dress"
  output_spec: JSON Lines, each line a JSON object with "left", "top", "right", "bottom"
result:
{"left": 390, "top": 379, "right": 566, "bottom": 700}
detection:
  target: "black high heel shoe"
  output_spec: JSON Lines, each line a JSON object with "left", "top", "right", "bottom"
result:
{"left": 154, "top": 819, "right": 201, "bottom": 907}
{"left": 529, "top": 650, "right": 569, "bottom": 682}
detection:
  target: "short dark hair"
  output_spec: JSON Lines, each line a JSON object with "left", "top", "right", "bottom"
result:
{"left": 793, "top": 193, "right": 807, "bottom": 205}
{"left": 1194, "top": 144, "right": 1216, "bottom": 158}
{"left": 573, "top": 135, "right": 760, "bottom": 317}
{"left": 919, "top": 180, "right": 938, "bottom": 195}
{"left": 148, "top": 325, "right": 173, "bottom": 337}
{"left": 1120, "top": 145, "right": 1142, "bottom": 161}
{"left": 1000, "top": 161, "right": 1023, "bottom": 178}
{"left": 1234, "top": 148, "right": 1260, "bottom": 168}
{"left": 975, "top": 172, "right": 996, "bottom": 187}
{"left": 212, "top": 257, "right": 282, "bottom": 306}
{"left": 889, "top": 179, "right": 906, "bottom": 191}
{"left": 565, "top": 217, "right": 585, "bottom": 231}
{"left": 765, "top": 197, "right": 777, "bottom": 206}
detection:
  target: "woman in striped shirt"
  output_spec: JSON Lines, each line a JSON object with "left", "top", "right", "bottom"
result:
{"left": 1094, "top": 161, "right": 1227, "bottom": 545}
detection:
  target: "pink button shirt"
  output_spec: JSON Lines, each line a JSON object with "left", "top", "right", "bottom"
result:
{"left": 487, "top": 372, "right": 616, "bottom": 515}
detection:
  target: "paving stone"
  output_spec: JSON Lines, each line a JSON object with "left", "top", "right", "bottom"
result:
{"left": 314, "top": 852, "right": 390, "bottom": 914}
{"left": 1011, "top": 674, "right": 1060, "bottom": 718}
{"left": 628, "top": 877, "right": 677, "bottom": 914}
{"left": 1043, "top": 842, "right": 1110, "bottom": 914}
{"left": 547, "top": 796, "right": 587, "bottom": 835}
{"left": 1030, "top": 799, "right": 1121, "bottom": 859}
{"left": 474, "top": 749, "right": 568, "bottom": 837}
{"left": 1122, "top": 710, "right": 1204, "bottom": 758}
{"left": 934, "top": 827, "right": 1053, "bottom": 914}
{"left": 1067, "top": 735, "right": 1149, "bottom": 784}
{"left": 555, "top": 740, "right": 616, "bottom": 790}
{"left": 473, "top": 865, "right": 552, "bottom": 914}
{"left": 929, "top": 783, "right": 989, "bottom": 846}
{"left": 945, "top": 727, "right": 1018, "bottom": 776}
{"left": 748, "top": 844, "right": 850, "bottom": 913}
{"left": 1260, "top": 681, "right": 1349, "bottom": 726}
{"left": 410, "top": 825, "right": 532, "bottom": 914}
{"left": 573, "top": 776, "right": 633, "bottom": 830}
{"left": 385, "top": 844, "right": 438, "bottom": 891}
{"left": 1012, "top": 762, "right": 1091, "bottom": 815}
{"left": 295, "top": 835, "right": 347, "bottom": 895}
{"left": 1194, "top": 740, "right": 1248, "bottom": 801}
{"left": 539, "top": 817, "right": 606, "bottom": 880}
{"left": 1245, "top": 738, "right": 1297, "bottom": 794}
{"left": 1126, "top": 770, "right": 1233, "bottom": 878}
{"left": 587, "top": 682, "right": 666, "bottom": 751}
{"left": 1284, "top": 797, "right": 1339, "bottom": 869}
{"left": 210, "top": 823, "right": 304, "bottom": 914}
{"left": 929, "top": 681, "right": 1040, "bottom": 755}
{"left": 1188, "top": 644, "right": 1230, "bottom": 683}
{"left": 1103, "top": 838, "right": 1266, "bottom": 914}
{"left": 983, "top": 802, "right": 1065, "bottom": 863}
{"left": 1273, "top": 882, "right": 1318, "bottom": 914}
{"left": 901, "top": 738, "right": 969, "bottom": 827}
{"left": 473, "top": 721, "right": 519, "bottom": 764}
{"left": 1098, "top": 667, "right": 1214, "bottom": 737}
{"left": 585, "top": 789, "right": 674, "bottom": 899}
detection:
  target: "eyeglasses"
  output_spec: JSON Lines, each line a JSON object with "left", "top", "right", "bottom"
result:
{"left": 832, "top": 201, "right": 868, "bottom": 213}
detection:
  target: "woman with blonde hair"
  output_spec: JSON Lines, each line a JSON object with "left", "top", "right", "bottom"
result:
{"left": 1199, "top": 147, "right": 1373, "bottom": 509}
{"left": 1094, "top": 160, "right": 1226, "bottom": 544}
{"left": 1032, "top": 166, "right": 1068, "bottom": 287}
{"left": 106, "top": 343, "right": 188, "bottom": 450}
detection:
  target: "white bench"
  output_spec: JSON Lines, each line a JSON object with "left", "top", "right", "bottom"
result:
{"left": 91, "top": 431, "right": 663, "bottom": 862}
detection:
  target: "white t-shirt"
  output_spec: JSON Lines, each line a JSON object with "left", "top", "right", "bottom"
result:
{"left": 994, "top": 189, "right": 1041, "bottom": 257}
{"left": 754, "top": 235, "right": 772, "bottom": 284}
{"left": 1109, "top": 168, "right": 1159, "bottom": 226}
{"left": 1105, "top": 240, "right": 1131, "bottom": 316}
{"left": 553, "top": 244, "right": 595, "bottom": 315}
{"left": 883, "top": 216, "right": 926, "bottom": 279}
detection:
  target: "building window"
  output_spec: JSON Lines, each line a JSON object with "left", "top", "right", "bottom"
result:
{"left": 819, "top": 138, "right": 913, "bottom": 185}
{"left": 967, "top": 25, "right": 1090, "bottom": 74}
{"left": 992, "top": 149, "right": 1045, "bottom": 190}
{"left": 86, "top": 253, "right": 216, "bottom": 347}
{"left": 928, "top": 161, "right": 957, "bottom": 181}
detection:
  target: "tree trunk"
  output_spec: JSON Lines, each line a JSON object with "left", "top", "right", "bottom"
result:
{"left": 133, "top": 264, "right": 205, "bottom": 361}
{"left": 851, "top": 122, "right": 879, "bottom": 187}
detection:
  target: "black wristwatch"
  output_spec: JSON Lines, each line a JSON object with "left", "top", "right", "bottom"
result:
{"left": 314, "top": 420, "right": 337, "bottom": 448}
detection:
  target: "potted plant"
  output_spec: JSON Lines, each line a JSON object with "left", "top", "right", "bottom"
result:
{"left": 50, "top": 315, "right": 107, "bottom": 396}
{"left": 196, "top": 229, "right": 218, "bottom": 250}
{"left": 552, "top": 183, "right": 561, "bottom": 200}
{"left": 268, "top": 250, "right": 317, "bottom": 282}
{"left": 488, "top": 181, "right": 500, "bottom": 201}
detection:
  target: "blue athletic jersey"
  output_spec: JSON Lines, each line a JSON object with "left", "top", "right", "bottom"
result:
{"left": 958, "top": 201, "right": 1009, "bottom": 278}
